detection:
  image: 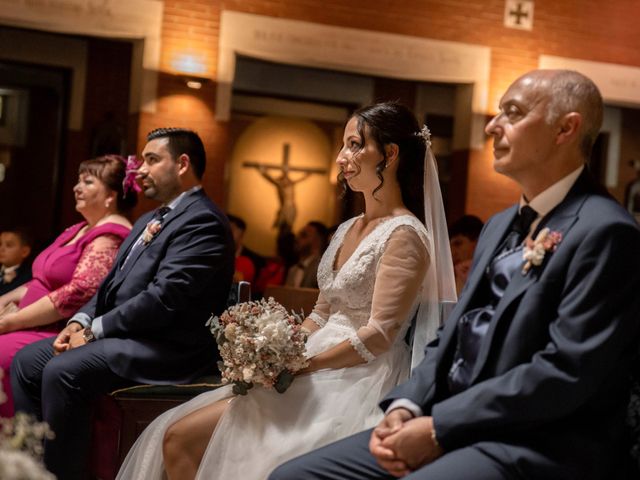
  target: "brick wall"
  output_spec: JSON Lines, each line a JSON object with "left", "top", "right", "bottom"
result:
{"left": 140, "top": 0, "right": 640, "bottom": 220}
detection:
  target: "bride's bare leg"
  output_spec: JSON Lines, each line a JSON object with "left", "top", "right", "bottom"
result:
{"left": 163, "top": 398, "right": 230, "bottom": 480}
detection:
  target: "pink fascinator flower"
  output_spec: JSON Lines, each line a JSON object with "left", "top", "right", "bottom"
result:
{"left": 123, "top": 155, "right": 142, "bottom": 194}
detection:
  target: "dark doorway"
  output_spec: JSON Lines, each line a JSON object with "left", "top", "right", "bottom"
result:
{"left": 0, "top": 61, "right": 69, "bottom": 249}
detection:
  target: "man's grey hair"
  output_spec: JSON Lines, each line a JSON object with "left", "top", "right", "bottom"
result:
{"left": 544, "top": 70, "right": 604, "bottom": 159}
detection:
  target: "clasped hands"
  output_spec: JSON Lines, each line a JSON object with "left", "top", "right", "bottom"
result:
{"left": 53, "top": 322, "right": 87, "bottom": 355}
{"left": 369, "top": 408, "right": 443, "bottom": 478}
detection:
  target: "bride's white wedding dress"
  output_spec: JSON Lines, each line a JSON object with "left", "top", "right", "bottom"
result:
{"left": 117, "top": 214, "right": 433, "bottom": 480}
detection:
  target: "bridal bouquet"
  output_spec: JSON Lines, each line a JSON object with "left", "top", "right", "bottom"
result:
{"left": 207, "top": 297, "right": 309, "bottom": 395}
{"left": 0, "top": 369, "right": 55, "bottom": 480}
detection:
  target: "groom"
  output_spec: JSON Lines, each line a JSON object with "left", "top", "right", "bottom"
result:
{"left": 11, "top": 128, "right": 235, "bottom": 480}
{"left": 271, "top": 70, "right": 640, "bottom": 479}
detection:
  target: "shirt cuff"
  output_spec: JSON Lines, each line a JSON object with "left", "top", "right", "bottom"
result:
{"left": 385, "top": 399, "right": 424, "bottom": 418}
{"left": 67, "top": 312, "right": 91, "bottom": 328}
{"left": 91, "top": 316, "right": 104, "bottom": 339}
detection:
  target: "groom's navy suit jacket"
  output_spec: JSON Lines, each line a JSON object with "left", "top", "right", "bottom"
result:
{"left": 383, "top": 171, "right": 640, "bottom": 479}
{"left": 78, "top": 189, "right": 235, "bottom": 384}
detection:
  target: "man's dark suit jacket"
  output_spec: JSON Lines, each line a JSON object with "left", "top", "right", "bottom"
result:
{"left": 300, "top": 256, "right": 320, "bottom": 289}
{"left": 78, "top": 189, "right": 235, "bottom": 384}
{"left": 382, "top": 171, "right": 640, "bottom": 479}
{"left": 0, "top": 263, "right": 32, "bottom": 296}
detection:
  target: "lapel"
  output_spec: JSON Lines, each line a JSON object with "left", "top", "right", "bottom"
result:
{"left": 434, "top": 207, "right": 518, "bottom": 369}
{"left": 105, "top": 189, "right": 204, "bottom": 299}
{"left": 96, "top": 213, "right": 151, "bottom": 312}
{"left": 115, "top": 212, "right": 153, "bottom": 265}
{"left": 468, "top": 171, "right": 596, "bottom": 384}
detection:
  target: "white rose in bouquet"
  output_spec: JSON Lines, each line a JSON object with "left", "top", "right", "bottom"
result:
{"left": 207, "top": 297, "right": 309, "bottom": 395}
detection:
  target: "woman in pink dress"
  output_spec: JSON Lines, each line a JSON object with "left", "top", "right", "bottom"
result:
{"left": 0, "top": 155, "right": 138, "bottom": 416}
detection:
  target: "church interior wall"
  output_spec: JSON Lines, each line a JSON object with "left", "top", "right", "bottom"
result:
{"left": 140, "top": 0, "right": 640, "bottom": 225}
{"left": 1, "top": 0, "right": 640, "bottom": 240}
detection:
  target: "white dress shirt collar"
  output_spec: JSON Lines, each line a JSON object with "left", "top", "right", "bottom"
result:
{"left": 520, "top": 165, "right": 584, "bottom": 234}
{"left": 165, "top": 185, "right": 202, "bottom": 212}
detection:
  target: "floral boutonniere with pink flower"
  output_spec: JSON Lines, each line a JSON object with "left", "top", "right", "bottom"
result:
{"left": 141, "top": 220, "right": 162, "bottom": 245}
{"left": 522, "top": 228, "right": 563, "bottom": 274}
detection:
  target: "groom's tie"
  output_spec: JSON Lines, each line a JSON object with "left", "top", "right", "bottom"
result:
{"left": 447, "top": 205, "right": 538, "bottom": 394}
{"left": 500, "top": 205, "right": 538, "bottom": 252}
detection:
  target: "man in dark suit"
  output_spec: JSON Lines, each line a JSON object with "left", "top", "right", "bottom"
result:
{"left": 270, "top": 70, "right": 640, "bottom": 479}
{"left": 11, "top": 128, "right": 235, "bottom": 480}
{"left": 285, "top": 221, "right": 328, "bottom": 289}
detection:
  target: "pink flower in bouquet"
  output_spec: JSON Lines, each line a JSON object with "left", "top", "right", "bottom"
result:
{"left": 207, "top": 298, "right": 309, "bottom": 395}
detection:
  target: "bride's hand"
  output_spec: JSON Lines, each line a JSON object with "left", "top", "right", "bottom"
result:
{"left": 295, "top": 357, "right": 318, "bottom": 375}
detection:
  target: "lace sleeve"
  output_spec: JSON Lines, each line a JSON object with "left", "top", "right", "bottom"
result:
{"left": 48, "top": 234, "right": 123, "bottom": 318}
{"left": 352, "top": 227, "right": 429, "bottom": 361}
{"left": 308, "top": 290, "right": 330, "bottom": 328}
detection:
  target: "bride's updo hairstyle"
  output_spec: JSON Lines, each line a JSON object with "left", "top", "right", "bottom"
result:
{"left": 341, "top": 102, "right": 427, "bottom": 224}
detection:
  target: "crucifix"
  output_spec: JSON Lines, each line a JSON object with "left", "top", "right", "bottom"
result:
{"left": 243, "top": 143, "right": 327, "bottom": 233}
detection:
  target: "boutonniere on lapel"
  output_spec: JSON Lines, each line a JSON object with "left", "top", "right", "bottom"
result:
{"left": 522, "top": 228, "right": 562, "bottom": 274}
{"left": 142, "top": 220, "right": 162, "bottom": 245}
{"left": 141, "top": 206, "right": 171, "bottom": 245}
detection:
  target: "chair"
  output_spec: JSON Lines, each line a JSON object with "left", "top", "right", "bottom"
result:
{"left": 263, "top": 285, "right": 319, "bottom": 316}
{"left": 89, "top": 282, "right": 251, "bottom": 480}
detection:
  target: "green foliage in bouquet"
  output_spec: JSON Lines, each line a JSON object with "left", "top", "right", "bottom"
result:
{"left": 207, "top": 297, "right": 309, "bottom": 395}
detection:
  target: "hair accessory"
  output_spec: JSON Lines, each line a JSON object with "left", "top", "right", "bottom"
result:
{"left": 122, "top": 155, "right": 142, "bottom": 195}
{"left": 416, "top": 125, "right": 432, "bottom": 148}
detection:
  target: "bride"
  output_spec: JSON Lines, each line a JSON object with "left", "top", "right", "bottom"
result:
{"left": 117, "top": 102, "right": 456, "bottom": 480}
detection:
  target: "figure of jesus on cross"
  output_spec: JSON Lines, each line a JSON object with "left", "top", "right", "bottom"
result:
{"left": 244, "top": 143, "right": 327, "bottom": 233}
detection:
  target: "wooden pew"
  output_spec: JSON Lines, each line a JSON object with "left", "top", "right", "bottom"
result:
{"left": 89, "top": 282, "right": 250, "bottom": 480}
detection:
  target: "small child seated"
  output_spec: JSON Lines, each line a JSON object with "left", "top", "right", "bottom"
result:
{"left": 0, "top": 228, "right": 33, "bottom": 297}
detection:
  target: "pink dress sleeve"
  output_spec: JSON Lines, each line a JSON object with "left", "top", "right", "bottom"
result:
{"left": 48, "top": 234, "right": 124, "bottom": 318}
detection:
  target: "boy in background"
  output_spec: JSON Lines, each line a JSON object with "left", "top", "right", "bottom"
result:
{"left": 0, "top": 228, "right": 32, "bottom": 298}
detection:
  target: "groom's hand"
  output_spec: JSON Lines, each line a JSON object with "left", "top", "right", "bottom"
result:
{"left": 380, "top": 416, "right": 444, "bottom": 471}
{"left": 68, "top": 329, "right": 88, "bottom": 350}
{"left": 369, "top": 408, "right": 413, "bottom": 477}
{"left": 53, "top": 323, "right": 82, "bottom": 355}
